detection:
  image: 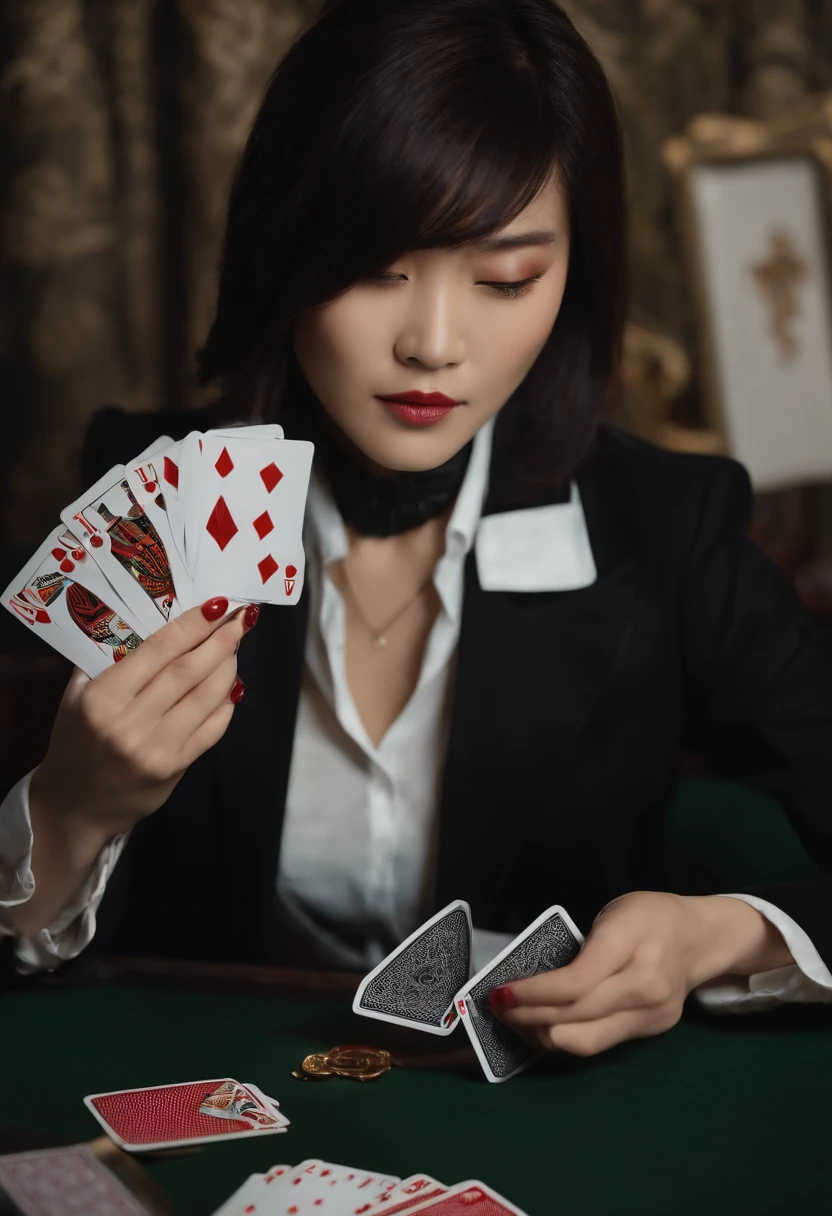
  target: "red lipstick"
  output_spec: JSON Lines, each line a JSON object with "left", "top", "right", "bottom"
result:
{"left": 376, "top": 389, "right": 462, "bottom": 427}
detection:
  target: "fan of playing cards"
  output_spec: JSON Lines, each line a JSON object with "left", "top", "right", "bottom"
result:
{"left": 3, "top": 426, "right": 314, "bottom": 677}
{"left": 353, "top": 900, "right": 585, "bottom": 1083}
{"left": 212, "top": 1162, "right": 530, "bottom": 1216}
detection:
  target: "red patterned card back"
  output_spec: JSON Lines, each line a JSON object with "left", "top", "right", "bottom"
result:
{"left": 90, "top": 1078, "right": 255, "bottom": 1146}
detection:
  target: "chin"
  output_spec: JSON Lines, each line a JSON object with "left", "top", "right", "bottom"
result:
{"left": 339, "top": 409, "right": 477, "bottom": 473}
{"left": 356, "top": 431, "right": 468, "bottom": 474}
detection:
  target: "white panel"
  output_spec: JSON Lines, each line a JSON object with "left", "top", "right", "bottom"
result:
{"left": 690, "top": 157, "right": 832, "bottom": 489}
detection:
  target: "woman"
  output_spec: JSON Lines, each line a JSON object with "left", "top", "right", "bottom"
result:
{"left": 2, "top": 0, "right": 831, "bottom": 1059}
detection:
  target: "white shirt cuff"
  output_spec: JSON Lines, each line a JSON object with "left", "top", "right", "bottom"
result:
{"left": 691, "top": 893, "right": 832, "bottom": 1014}
{"left": 0, "top": 767, "right": 128, "bottom": 974}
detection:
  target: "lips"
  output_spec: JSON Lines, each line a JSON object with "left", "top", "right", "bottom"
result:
{"left": 376, "top": 390, "right": 461, "bottom": 406}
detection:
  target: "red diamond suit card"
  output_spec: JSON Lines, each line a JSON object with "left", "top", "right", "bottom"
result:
{"left": 187, "top": 433, "right": 313, "bottom": 606}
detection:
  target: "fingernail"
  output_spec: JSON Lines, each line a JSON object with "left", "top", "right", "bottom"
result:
{"left": 488, "top": 985, "right": 518, "bottom": 1011}
{"left": 201, "top": 596, "right": 229, "bottom": 621}
{"left": 243, "top": 603, "right": 260, "bottom": 631}
{"left": 229, "top": 677, "right": 245, "bottom": 704}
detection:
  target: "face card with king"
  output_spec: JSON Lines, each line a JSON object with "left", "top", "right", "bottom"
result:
{"left": 61, "top": 466, "right": 184, "bottom": 635}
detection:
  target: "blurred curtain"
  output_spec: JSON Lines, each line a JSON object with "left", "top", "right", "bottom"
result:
{"left": 1, "top": 0, "right": 832, "bottom": 546}
{"left": 0, "top": 0, "right": 318, "bottom": 546}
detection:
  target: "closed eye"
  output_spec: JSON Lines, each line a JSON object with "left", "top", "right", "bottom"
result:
{"left": 481, "top": 275, "right": 542, "bottom": 299}
{"left": 363, "top": 273, "right": 542, "bottom": 300}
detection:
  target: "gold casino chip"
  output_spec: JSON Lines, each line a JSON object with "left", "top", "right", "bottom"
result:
{"left": 292, "top": 1045, "right": 392, "bottom": 1082}
{"left": 300, "top": 1053, "right": 337, "bottom": 1078}
{"left": 327, "top": 1046, "right": 392, "bottom": 1076}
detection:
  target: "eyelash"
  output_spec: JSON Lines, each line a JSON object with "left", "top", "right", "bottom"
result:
{"left": 364, "top": 273, "right": 542, "bottom": 299}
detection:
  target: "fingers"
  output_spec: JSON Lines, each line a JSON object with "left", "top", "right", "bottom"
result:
{"left": 175, "top": 696, "right": 238, "bottom": 772}
{"left": 125, "top": 606, "right": 250, "bottom": 726}
{"left": 505, "top": 932, "right": 632, "bottom": 1008}
{"left": 62, "top": 666, "right": 92, "bottom": 707}
{"left": 145, "top": 649, "right": 241, "bottom": 772}
{"left": 493, "top": 964, "right": 670, "bottom": 1027}
{"left": 91, "top": 597, "right": 241, "bottom": 703}
{"left": 526, "top": 1007, "right": 669, "bottom": 1058}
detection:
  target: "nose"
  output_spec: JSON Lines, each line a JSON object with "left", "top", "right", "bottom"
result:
{"left": 393, "top": 280, "right": 466, "bottom": 370}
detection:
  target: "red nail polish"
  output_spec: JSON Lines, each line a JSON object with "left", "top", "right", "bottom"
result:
{"left": 243, "top": 603, "right": 260, "bottom": 631}
{"left": 201, "top": 596, "right": 229, "bottom": 621}
{"left": 488, "top": 985, "right": 518, "bottom": 1010}
{"left": 229, "top": 677, "right": 245, "bottom": 704}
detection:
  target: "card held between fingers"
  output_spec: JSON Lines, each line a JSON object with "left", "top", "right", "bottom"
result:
{"left": 456, "top": 904, "right": 584, "bottom": 1082}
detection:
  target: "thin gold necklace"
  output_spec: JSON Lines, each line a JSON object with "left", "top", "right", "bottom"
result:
{"left": 340, "top": 558, "right": 435, "bottom": 648}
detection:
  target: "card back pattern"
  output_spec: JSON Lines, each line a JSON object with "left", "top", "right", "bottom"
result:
{"left": 465, "top": 912, "right": 581, "bottom": 1080}
{"left": 357, "top": 906, "right": 471, "bottom": 1028}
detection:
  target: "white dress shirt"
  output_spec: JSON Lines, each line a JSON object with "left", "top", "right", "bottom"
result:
{"left": 2, "top": 416, "right": 831, "bottom": 1013}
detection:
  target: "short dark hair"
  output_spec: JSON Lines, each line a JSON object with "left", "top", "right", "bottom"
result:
{"left": 199, "top": 0, "right": 627, "bottom": 498}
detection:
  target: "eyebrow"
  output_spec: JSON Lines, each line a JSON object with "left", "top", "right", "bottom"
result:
{"left": 465, "top": 229, "right": 559, "bottom": 253}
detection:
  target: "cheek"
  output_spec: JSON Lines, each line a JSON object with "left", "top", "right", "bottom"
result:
{"left": 484, "top": 307, "right": 559, "bottom": 380}
{"left": 502, "top": 276, "right": 568, "bottom": 370}
{"left": 305, "top": 304, "right": 380, "bottom": 379}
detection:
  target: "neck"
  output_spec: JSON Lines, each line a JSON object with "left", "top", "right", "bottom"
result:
{"left": 286, "top": 371, "right": 474, "bottom": 538}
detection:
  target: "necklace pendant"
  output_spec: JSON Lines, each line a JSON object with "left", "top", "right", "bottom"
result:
{"left": 373, "top": 634, "right": 387, "bottom": 648}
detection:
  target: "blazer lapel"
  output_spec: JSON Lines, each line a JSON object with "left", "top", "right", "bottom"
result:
{"left": 434, "top": 430, "right": 642, "bottom": 927}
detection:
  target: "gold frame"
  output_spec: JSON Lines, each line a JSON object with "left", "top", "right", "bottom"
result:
{"left": 662, "top": 95, "right": 832, "bottom": 462}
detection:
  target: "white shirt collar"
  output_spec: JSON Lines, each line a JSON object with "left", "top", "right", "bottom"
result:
{"left": 303, "top": 413, "right": 597, "bottom": 592}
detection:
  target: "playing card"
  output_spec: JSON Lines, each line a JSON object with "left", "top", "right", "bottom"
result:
{"left": 209, "top": 424, "right": 284, "bottom": 440}
{"left": 3, "top": 527, "right": 146, "bottom": 677}
{"left": 456, "top": 905, "right": 584, "bottom": 1083}
{"left": 149, "top": 437, "right": 188, "bottom": 569}
{"left": 401, "top": 1181, "right": 528, "bottom": 1215}
{"left": 84, "top": 1078, "right": 288, "bottom": 1151}
{"left": 125, "top": 451, "right": 193, "bottom": 610}
{"left": 0, "top": 1143, "right": 148, "bottom": 1215}
{"left": 190, "top": 433, "right": 313, "bottom": 604}
{"left": 243, "top": 1081, "right": 283, "bottom": 1114}
{"left": 178, "top": 431, "right": 205, "bottom": 578}
{"left": 353, "top": 900, "right": 473, "bottom": 1035}
{"left": 198, "top": 1080, "right": 286, "bottom": 1129}
{"left": 265, "top": 1161, "right": 400, "bottom": 1215}
{"left": 357, "top": 1176, "right": 448, "bottom": 1215}
{"left": 61, "top": 465, "right": 184, "bottom": 633}
{"left": 209, "top": 1172, "right": 265, "bottom": 1216}
{"left": 209, "top": 1166, "right": 296, "bottom": 1216}
{"left": 132, "top": 434, "right": 173, "bottom": 462}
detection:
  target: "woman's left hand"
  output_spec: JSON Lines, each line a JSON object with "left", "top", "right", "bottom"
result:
{"left": 488, "top": 890, "right": 724, "bottom": 1058}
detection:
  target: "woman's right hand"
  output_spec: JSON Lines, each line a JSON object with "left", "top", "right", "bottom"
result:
{"left": 29, "top": 597, "right": 260, "bottom": 850}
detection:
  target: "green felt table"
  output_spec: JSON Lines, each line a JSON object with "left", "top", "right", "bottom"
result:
{"left": 2, "top": 976, "right": 832, "bottom": 1215}
{"left": 1, "top": 778, "right": 831, "bottom": 1215}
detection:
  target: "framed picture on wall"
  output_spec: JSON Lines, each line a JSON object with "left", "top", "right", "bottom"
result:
{"left": 664, "top": 107, "right": 832, "bottom": 492}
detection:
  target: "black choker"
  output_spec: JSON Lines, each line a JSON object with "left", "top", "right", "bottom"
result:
{"left": 283, "top": 370, "right": 474, "bottom": 538}
{"left": 315, "top": 428, "right": 474, "bottom": 537}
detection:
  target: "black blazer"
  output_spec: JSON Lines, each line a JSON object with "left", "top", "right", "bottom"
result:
{"left": 61, "top": 407, "right": 832, "bottom": 974}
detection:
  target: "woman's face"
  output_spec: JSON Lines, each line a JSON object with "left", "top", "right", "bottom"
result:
{"left": 291, "top": 172, "right": 571, "bottom": 471}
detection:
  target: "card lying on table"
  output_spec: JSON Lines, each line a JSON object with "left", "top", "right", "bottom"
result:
{"left": 403, "top": 1181, "right": 529, "bottom": 1215}
{"left": 84, "top": 1077, "right": 289, "bottom": 1152}
{"left": 210, "top": 1163, "right": 529, "bottom": 1216}
{"left": 354, "top": 901, "right": 584, "bottom": 1081}
{"left": 0, "top": 1143, "right": 149, "bottom": 1216}
{"left": 211, "top": 1158, "right": 401, "bottom": 1216}
{"left": 3, "top": 425, "right": 314, "bottom": 678}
